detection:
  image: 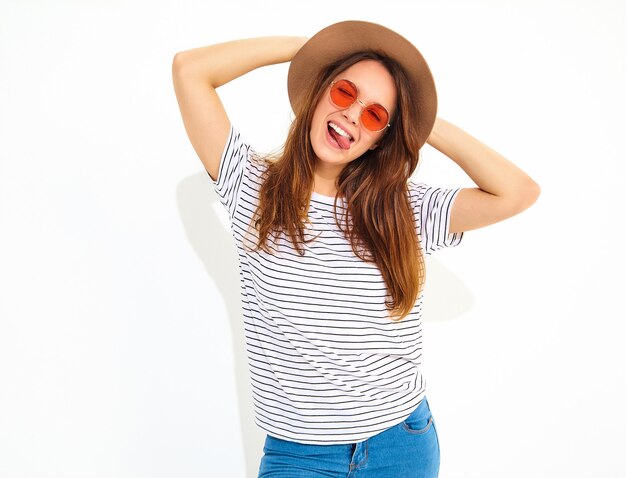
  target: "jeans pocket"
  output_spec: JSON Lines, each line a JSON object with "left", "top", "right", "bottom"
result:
{"left": 401, "top": 399, "right": 434, "bottom": 434}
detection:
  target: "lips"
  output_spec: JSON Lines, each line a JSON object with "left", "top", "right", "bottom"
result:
{"left": 327, "top": 121, "right": 353, "bottom": 150}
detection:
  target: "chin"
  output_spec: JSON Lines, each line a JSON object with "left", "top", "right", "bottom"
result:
{"left": 312, "top": 143, "right": 345, "bottom": 164}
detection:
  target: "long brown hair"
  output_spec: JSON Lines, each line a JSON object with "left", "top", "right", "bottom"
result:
{"left": 249, "top": 51, "right": 425, "bottom": 322}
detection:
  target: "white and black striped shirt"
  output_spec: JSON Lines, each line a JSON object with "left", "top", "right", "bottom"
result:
{"left": 208, "top": 126, "right": 464, "bottom": 445}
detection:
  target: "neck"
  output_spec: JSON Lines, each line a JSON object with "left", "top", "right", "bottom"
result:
{"left": 313, "top": 161, "right": 343, "bottom": 197}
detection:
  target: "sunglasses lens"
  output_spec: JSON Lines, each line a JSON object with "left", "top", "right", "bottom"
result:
{"left": 361, "top": 104, "right": 389, "bottom": 132}
{"left": 330, "top": 80, "right": 357, "bottom": 108}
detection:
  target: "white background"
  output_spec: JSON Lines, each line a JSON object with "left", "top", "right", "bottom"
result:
{"left": 1, "top": 1, "right": 625, "bottom": 477}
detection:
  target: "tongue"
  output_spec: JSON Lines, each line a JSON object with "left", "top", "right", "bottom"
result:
{"left": 330, "top": 128, "right": 351, "bottom": 150}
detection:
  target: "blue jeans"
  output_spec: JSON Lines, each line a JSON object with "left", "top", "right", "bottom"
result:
{"left": 258, "top": 397, "right": 440, "bottom": 477}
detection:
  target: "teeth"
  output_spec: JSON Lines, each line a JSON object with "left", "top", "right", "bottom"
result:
{"left": 329, "top": 122, "right": 352, "bottom": 140}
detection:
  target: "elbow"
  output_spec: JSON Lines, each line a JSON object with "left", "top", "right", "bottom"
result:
{"left": 528, "top": 178, "right": 541, "bottom": 202}
{"left": 172, "top": 51, "right": 199, "bottom": 79}
{"left": 519, "top": 179, "right": 541, "bottom": 210}
{"left": 172, "top": 52, "right": 187, "bottom": 76}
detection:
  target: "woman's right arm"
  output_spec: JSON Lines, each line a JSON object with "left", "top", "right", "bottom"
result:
{"left": 171, "top": 36, "right": 307, "bottom": 181}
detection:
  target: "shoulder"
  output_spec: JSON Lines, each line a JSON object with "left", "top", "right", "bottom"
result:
{"left": 405, "top": 180, "right": 463, "bottom": 220}
{"left": 406, "top": 180, "right": 430, "bottom": 204}
{"left": 407, "top": 180, "right": 428, "bottom": 194}
{"left": 227, "top": 125, "right": 271, "bottom": 173}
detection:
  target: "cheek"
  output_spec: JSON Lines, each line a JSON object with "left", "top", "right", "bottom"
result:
{"left": 309, "top": 118, "right": 323, "bottom": 144}
{"left": 361, "top": 131, "right": 382, "bottom": 150}
{"left": 311, "top": 101, "right": 327, "bottom": 124}
{"left": 310, "top": 105, "right": 329, "bottom": 140}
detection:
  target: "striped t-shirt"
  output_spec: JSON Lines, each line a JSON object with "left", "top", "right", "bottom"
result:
{"left": 208, "top": 125, "right": 464, "bottom": 445}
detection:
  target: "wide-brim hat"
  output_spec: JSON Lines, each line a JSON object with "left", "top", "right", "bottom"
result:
{"left": 288, "top": 20, "right": 437, "bottom": 150}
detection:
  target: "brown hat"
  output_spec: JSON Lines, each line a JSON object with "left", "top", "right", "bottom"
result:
{"left": 288, "top": 20, "right": 438, "bottom": 150}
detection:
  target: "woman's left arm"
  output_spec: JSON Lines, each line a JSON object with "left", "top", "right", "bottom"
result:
{"left": 426, "top": 117, "right": 541, "bottom": 233}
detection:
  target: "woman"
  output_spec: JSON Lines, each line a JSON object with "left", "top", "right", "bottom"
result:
{"left": 172, "top": 20, "right": 539, "bottom": 478}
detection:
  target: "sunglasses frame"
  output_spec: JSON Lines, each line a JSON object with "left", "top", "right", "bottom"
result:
{"left": 329, "top": 79, "right": 392, "bottom": 133}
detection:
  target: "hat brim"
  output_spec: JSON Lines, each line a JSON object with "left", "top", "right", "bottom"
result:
{"left": 287, "top": 20, "right": 437, "bottom": 150}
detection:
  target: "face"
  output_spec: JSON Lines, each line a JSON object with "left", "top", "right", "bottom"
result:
{"left": 309, "top": 60, "right": 397, "bottom": 173}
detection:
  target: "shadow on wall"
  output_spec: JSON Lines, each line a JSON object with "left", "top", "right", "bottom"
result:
{"left": 422, "top": 257, "right": 474, "bottom": 323}
{"left": 176, "top": 171, "right": 474, "bottom": 477}
{"left": 176, "top": 171, "right": 265, "bottom": 477}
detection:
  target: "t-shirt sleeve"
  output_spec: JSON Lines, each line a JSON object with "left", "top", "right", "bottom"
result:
{"left": 207, "top": 125, "right": 253, "bottom": 222}
{"left": 408, "top": 180, "right": 464, "bottom": 255}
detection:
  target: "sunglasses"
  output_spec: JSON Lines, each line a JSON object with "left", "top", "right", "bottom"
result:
{"left": 329, "top": 79, "right": 391, "bottom": 133}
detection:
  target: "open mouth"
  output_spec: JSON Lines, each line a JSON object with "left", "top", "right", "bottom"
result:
{"left": 327, "top": 121, "right": 353, "bottom": 150}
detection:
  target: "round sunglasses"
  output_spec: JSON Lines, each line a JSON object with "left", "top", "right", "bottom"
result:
{"left": 329, "top": 79, "right": 391, "bottom": 133}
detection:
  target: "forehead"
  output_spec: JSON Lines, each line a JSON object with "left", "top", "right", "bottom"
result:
{"left": 337, "top": 60, "right": 397, "bottom": 110}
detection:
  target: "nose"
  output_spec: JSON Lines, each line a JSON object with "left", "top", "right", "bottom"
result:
{"left": 343, "top": 101, "right": 362, "bottom": 126}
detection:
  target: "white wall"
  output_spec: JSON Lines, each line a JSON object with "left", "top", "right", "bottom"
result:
{"left": 1, "top": 1, "right": 625, "bottom": 477}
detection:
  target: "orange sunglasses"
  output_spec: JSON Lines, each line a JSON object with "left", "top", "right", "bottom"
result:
{"left": 329, "top": 79, "right": 391, "bottom": 132}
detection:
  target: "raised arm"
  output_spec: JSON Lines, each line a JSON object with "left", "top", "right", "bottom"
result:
{"left": 426, "top": 117, "right": 541, "bottom": 233}
{"left": 171, "top": 36, "right": 307, "bottom": 180}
